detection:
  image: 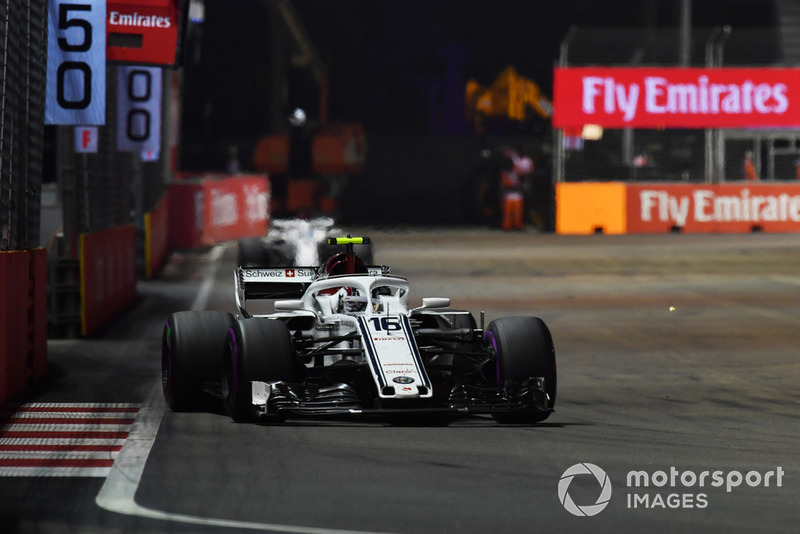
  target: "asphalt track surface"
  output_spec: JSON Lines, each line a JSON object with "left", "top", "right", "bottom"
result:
{"left": 2, "top": 228, "right": 799, "bottom": 533}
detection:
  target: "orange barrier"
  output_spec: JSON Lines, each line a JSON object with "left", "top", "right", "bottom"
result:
{"left": 253, "top": 134, "right": 289, "bottom": 174}
{"left": 557, "top": 182, "right": 800, "bottom": 234}
{"left": 556, "top": 182, "right": 628, "bottom": 234}
{"left": 0, "top": 249, "right": 47, "bottom": 404}
{"left": 144, "top": 193, "right": 169, "bottom": 279}
{"left": 169, "top": 174, "right": 270, "bottom": 249}
{"left": 285, "top": 179, "right": 317, "bottom": 213}
{"left": 312, "top": 123, "right": 366, "bottom": 175}
{"left": 80, "top": 225, "right": 137, "bottom": 337}
{"left": 253, "top": 124, "right": 366, "bottom": 175}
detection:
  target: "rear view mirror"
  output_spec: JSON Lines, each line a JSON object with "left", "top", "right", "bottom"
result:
{"left": 274, "top": 299, "right": 305, "bottom": 311}
{"left": 421, "top": 297, "right": 450, "bottom": 309}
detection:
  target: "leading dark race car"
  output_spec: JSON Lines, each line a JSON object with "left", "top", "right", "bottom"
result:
{"left": 162, "top": 237, "right": 556, "bottom": 424}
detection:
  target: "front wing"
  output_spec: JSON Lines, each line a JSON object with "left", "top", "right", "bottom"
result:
{"left": 249, "top": 377, "right": 552, "bottom": 418}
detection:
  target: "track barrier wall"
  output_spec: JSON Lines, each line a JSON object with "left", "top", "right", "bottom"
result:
{"left": 80, "top": 226, "right": 137, "bottom": 337}
{"left": 168, "top": 174, "right": 270, "bottom": 249}
{"left": 0, "top": 249, "right": 48, "bottom": 404}
{"left": 557, "top": 182, "right": 800, "bottom": 234}
{"left": 144, "top": 193, "right": 169, "bottom": 279}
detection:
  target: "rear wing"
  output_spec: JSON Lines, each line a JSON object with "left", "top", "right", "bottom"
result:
{"left": 235, "top": 267, "right": 315, "bottom": 316}
{"left": 234, "top": 265, "right": 388, "bottom": 316}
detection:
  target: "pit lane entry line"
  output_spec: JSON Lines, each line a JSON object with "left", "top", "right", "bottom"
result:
{"left": 95, "top": 245, "right": 395, "bottom": 534}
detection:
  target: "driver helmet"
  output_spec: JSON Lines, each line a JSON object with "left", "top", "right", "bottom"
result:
{"left": 337, "top": 287, "right": 368, "bottom": 313}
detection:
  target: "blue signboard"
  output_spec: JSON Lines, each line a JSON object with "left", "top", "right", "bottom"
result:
{"left": 116, "top": 66, "right": 162, "bottom": 153}
{"left": 45, "top": 0, "right": 106, "bottom": 125}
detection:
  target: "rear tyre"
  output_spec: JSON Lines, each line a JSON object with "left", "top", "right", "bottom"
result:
{"left": 484, "top": 316, "right": 556, "bottom": 424}
{"left": 221, "top": 318, "right": 303, "bottom": 423}
{"left": 162, "top": 311, "right": 235, "bottom": 411}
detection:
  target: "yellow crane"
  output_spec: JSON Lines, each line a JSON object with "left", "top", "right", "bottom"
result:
{"left": 465, "top": 66, "right": 552, "bottom": 122}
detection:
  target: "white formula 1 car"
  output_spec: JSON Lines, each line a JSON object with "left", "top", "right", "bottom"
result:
{"left": 162, "top": 237, "right": 556, "bottom": 424}
{"left": 237, "top": 217, "right": 373, "bottom": 267}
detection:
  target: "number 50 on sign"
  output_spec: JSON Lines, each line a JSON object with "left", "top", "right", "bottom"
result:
{"left": 45, "top": 0, "right": 106, "bottom": 125}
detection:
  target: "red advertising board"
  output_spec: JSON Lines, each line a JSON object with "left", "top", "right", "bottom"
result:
{"left": 168, "top": 175, "right": 270, "bottom": 249}
{"left": 0, "top": 249, "right": 48, "bottom": 404}
{"left": 145, "top": 193, "right": 169, "bottom": 279}
{"left": 106, "top": 0, "right": 186, "bottom": 66}
{"left": 167, "top": 180, "right": 203, "bottom": 249}
{"left": 554, "top": 67, "right": 800, "bottom": 128}
{"left": 626, "top": 183, "right": 800, "bottom": 233}
{"left": 81, "top": 226, "right": 137, "bottom": 336}
{"left": 202, "top": 176, "right": 270, "bottom": 243}
{"left": 0, "top": 251, "right": 25, "bottom": 403}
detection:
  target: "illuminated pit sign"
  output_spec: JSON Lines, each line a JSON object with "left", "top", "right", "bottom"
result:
{"left": 106, "top": 0, "right": 188, "bottom": 66}
{"left": 554, "top": 67, "right": 800, "bottom": 129}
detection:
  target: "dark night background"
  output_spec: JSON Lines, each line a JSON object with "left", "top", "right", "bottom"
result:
{"left": 179, "top": 0, "right": 779, "bottom": 171}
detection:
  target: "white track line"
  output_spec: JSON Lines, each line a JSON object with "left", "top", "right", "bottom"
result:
{"left": 96, "top": 244, "right": 394, "bottom": 533}
{"left": 96, "top": 383, "right": 393, "bottom": 533}
{"left": 191, "top": 244, "right": 224, "bottom": 311}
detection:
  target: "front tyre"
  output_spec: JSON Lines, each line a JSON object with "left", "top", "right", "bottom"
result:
{"left": 221, "top": 318, "right": 303, "bottom": 423}
{"left": 162, "top": 311, "right": 235, "bottom": 411}
{"left": 485, "top": 316, "right": 556, "bottom": 424}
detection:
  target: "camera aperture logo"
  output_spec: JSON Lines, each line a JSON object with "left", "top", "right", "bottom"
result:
{"left": 558, "top": 463, "right": 785, "bottom": 516}
{"left": 558, "top": 463, "right": 612, "bottom": 517}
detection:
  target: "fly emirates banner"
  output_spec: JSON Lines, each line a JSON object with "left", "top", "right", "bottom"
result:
{"left": 553, "top": 67, "right": 800, "bottom": 128}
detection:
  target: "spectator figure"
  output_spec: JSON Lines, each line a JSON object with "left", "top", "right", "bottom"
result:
{"left": 227, "top": 146, "right": 241, "bottom": 174}
{"left": 500, "top": 156, "right": 524, "bottom": 231}
{"left": 743, "top": 151, "right": 759, "bottom": 181}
